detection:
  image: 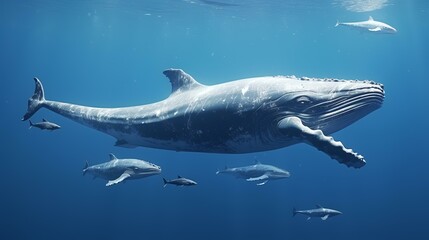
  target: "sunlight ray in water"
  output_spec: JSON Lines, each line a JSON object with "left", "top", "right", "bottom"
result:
{"left": 333, "top": 0, "right": 389, "bottom": 12}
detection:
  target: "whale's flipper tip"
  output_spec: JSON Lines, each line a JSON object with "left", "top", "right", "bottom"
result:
{"left": 22, "top": 77, "right": 46, "bottom": 121}
{"left": 278, "top": 116, "right": 367, "bottom": 169}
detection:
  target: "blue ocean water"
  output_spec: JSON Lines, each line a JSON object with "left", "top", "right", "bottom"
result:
{"left": 1, "top": 0, "right": 428, "bottom": 239}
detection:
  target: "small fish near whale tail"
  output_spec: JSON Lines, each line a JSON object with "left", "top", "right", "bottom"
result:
{"left": 22, "top": 78, "right": 45, "bottom": 121}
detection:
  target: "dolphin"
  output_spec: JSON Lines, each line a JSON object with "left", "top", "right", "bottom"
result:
{"left": 293, "top": 205, "right": 342, "bottom": 220}
{"left": 335, "top": 16, "right": 397, "bottom": 34}
{"left": 83, "top": 153, "right": 161, "bottom": 186}
{"left": 163, "top": 176, "right": 197, "bottom": 187}
{"left": 29, "top": 119, "right": 61, "bottom": 130}
{"left": 22, "top": 69, "right": 384, "bottom": 168}
{"left": 216, "top": 161, "right": 290, "bottom": 186}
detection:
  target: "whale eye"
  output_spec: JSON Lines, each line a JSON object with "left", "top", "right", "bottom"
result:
{"left": 296, "top": 96, "right": 311, "bottom": 105}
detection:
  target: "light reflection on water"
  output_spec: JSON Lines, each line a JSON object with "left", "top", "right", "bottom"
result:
{"left": 333, "top": 0, "right": 390, "bottom": 12}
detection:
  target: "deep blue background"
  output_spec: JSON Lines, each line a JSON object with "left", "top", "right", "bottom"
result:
{"left": 1, "top": 0, "right": 428, "bottom": 239}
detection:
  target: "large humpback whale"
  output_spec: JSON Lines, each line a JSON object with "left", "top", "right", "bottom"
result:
{"left": 22, "top": 69, "right": 384, "bottom": 168}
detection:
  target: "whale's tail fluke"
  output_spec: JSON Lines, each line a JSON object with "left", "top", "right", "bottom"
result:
{"left": 83, "top": 161, "right": 89, "bottom": 176}
{"left": 335, "top": 20, "right": 340, "bottom": 27}
{"left": 22, "top": 78, "right": 45, "bottom": 121}
{"left": 29, "top": 120, "right": 34, "bottom": 129}
{"left": 216, "top": 165, "right": 228, "bottom": 174}
{"left": 163, "top": 178, "right": 168, "bottom": 187}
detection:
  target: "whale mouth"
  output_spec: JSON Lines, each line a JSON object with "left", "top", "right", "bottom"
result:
{"left": 301, "top": 85, "right": 384, "bottom": 133}
{"left": 141, "top": 165, "right": 162, "bottom": 175}
{"left": 274, "top": 173, "right": 291, "bottom": 178}
{"left": 318, "top": 91, "right": 384, "bottom": 120}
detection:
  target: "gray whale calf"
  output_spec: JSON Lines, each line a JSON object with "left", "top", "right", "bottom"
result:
{"left": 216, "top": 161, "right": 290, "bottom": 186}
{"left": 335, "top": 16, "right": 397, "bottom": 34}
{"left": 83, "top": 153, "right": 161, "bottom": 186}
{"left": 29, "top": 118, "right": 61, "bottom": 130}
{"left": 293, "top": 205, "right": 342, "bottom": 220}
{"left": 22, "top": 69, "right": 384, "bottom": 168}
{"left": 163, "top": 176, "right": 197, "bottom": 187}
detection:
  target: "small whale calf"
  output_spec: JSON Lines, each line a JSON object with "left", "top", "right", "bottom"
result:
{"left": 163, "top": 176, "right": 197, "bottom": 187}
{"left": 293, "top": 205, "right": 342, "bottom": 220}
{"left": 216, "top": 161, "right": 290, "bottom": 186}
{"left": 83, "top": 153, "right": 161, "bottom": 186}
{"left": 29, "top": 119, "right": 60, "bottom": 130}
{"left": 335, "top": 16, "right": 397, "bottom": 34}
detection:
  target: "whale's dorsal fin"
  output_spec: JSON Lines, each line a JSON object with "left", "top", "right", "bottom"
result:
{"left": 316, "top": 204, "right": 323, "bottom": 208}
{"left": 178, "top": 175, "right": 182, "bottom": 178}
{"left": 109, "top": 153, "right": 118, "bottom": 160}
{"left": 42, "top": 118, "right": 47, "bottom": 122}
{"left": 163, "top": 69, "right": 205, "bottom": 95}
{"left": 368, "top": 16, "right": 374, "bottom": 21}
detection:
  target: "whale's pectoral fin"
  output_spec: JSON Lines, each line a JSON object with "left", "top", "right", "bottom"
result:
{"left": 115, "top": 139, "right": 137, "bottom": 148}
{"left": 106, "top": 170, "right": 133, "bottom": 187}
{"left": 256, "top": 180, "right": 268, "bottom": 186}
{"left": 369, "top": 27, "right": 382, "bottom": 32}
{"left": 321, "top": 215, "right": 329, "bottom": 220}
{"left": 246, "top": 174, "right": 269, "bottom": 182}
{"left": 278, "top": 117, "right": 366, "bottom": 168}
